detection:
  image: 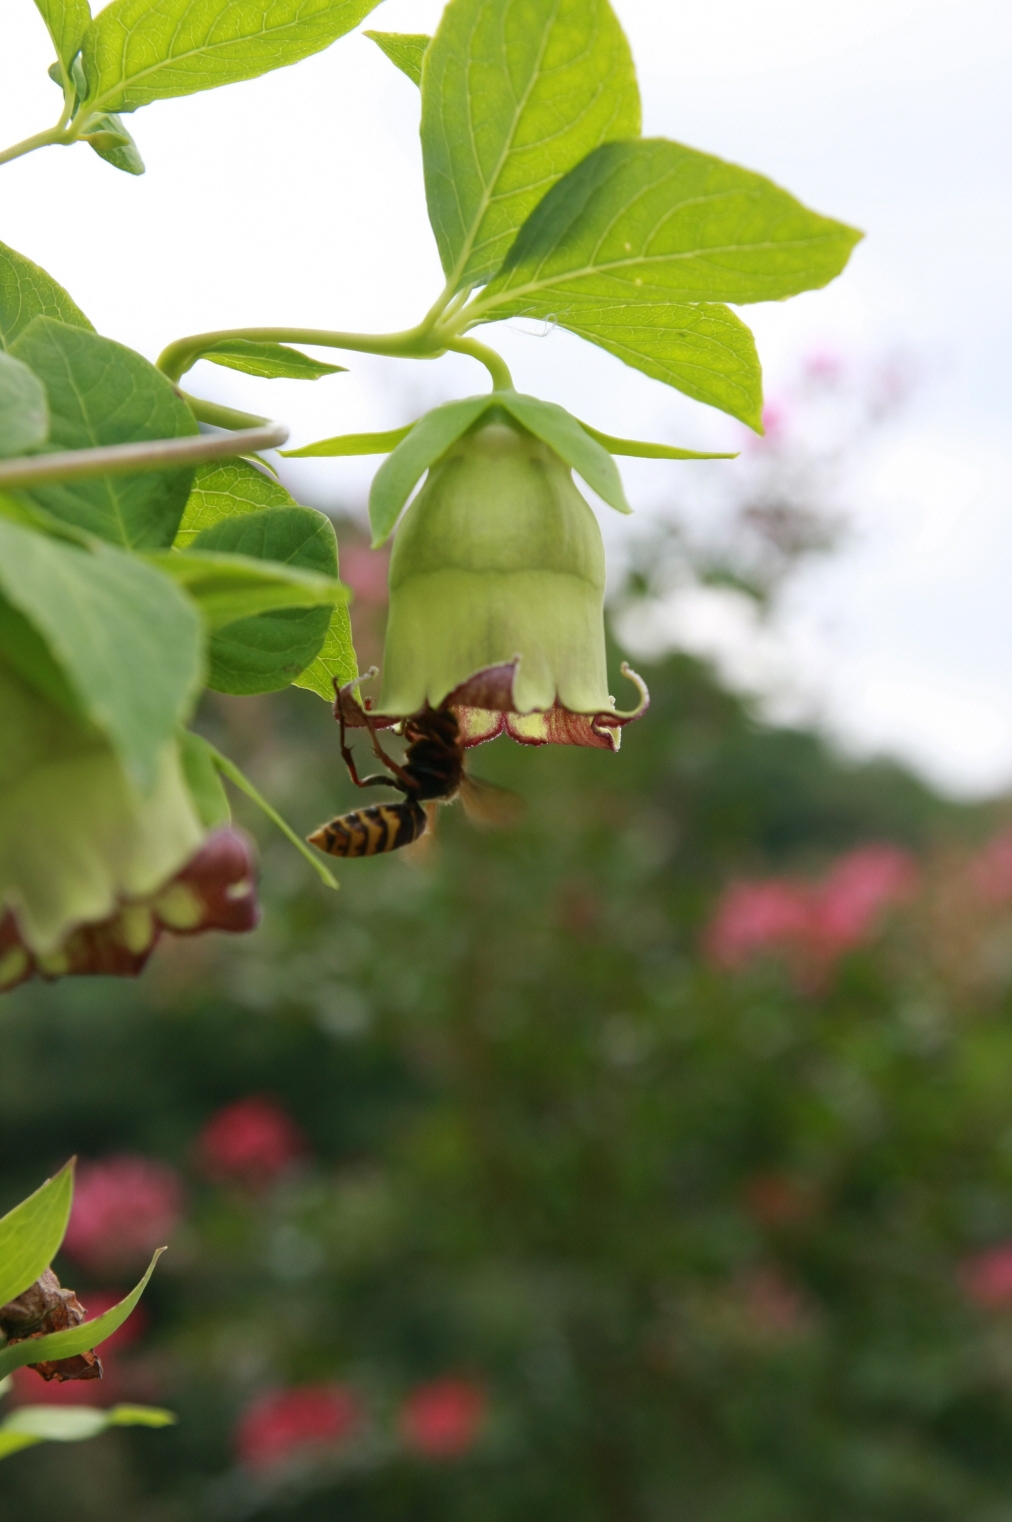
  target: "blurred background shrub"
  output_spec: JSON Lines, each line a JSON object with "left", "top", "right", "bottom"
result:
{"left": 3, "top": 358, "right": 1012, "bottom": 1521}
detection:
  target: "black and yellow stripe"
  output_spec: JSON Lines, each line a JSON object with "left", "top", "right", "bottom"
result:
{"left": 307, "top": 800, "right": 427, "bottom": 858}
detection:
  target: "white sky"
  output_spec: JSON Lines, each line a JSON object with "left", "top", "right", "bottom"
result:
{"left": 1, "top": 0, "right": 1010, "bottom": 794}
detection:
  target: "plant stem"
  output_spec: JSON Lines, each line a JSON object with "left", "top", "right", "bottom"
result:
{"left": 156, "top": 324, "right": 444, "bottom": 384}
{"left": 446, "top": 336, "right": 514, "bottom": 390}
{"left": 0, "top": 423, "right": 288, "bottom": 490}
{"left": 180, "top": 392, "right": 269, "bottom": 430}
{"left": 0, "top": 123, "right": 71, "bottom": 168}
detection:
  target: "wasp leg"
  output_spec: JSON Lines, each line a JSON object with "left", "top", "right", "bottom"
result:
{"left": 336, "top": 679, "right": 410, "bottom": 795}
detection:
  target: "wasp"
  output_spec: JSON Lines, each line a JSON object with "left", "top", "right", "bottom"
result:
{"left": 307, "top": 682, "right": 524, "bottom": 859}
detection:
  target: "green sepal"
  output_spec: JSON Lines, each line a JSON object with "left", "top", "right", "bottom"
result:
{"left": 495, "top": 392, "right": 629, "bottom": 514}
{"left": 205, "top": 741, "right": 338, "bottom": 890}
{"left": 577, "top": 422, "right": 737, "bottom": 461}
{"left": 0, "top": 1405, "right": 175, "bottom": 1463}
{"left": 0, "top": 1161, "right": 75, "bottom": 1308}
{"left": 281, "top": 423, "right": 415, "bottom": 458}
{"left": 364, "top": 30, "right": 429, "bottom": 85}
{"left": 368, "top": 396, "right": 492, "bottom": 546}
{"left": 149, "top": 546, "right": 347, "bottom": 631}
{"left": 198, "top": 340, "right": 346, "bottom": 381}
{"left": 0, "top": 1250, "right": 164, "bottom": 1380}
{"left": 179, "top": 729, "right": 231, "bottom": 829}
{"left": 0, "top": 351, "right": 49, "bottom": 458}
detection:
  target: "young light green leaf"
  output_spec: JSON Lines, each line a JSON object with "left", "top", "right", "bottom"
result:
{"left": 199, "top": 339, "right": 346, "bottom": 381}
{"left": 178, "top": 729, "right": 231, "bottom": 828}
{"left": 364, "top": 30, "right": 429, "bottom": 86}
{"left": 485, "top": 296, "right": 764, "bottom": 429}
{"left": 0, "top": 242, "right": 93, "bottom": 352}
{"left": 0, "top": 520, "right": 203, "bottom": 792}
{"left": 422, "top": 0, "right": 640, "bottom": 291}
{"left": 291, "top": 524, "right": 356, "bottom": 702}
{"left": 81, "top": 0, "right": 385, "bottom": 115}
{"left": 33, "top": 0, "right": 92, "bottom": 73}
{"left": 187, "top": 507, "right": 343, "bottom": 694}
{"left": 478, "top": 138, "right": 863, "bottom": 311}
{"left": 0, "top": 1161, "right": 75, "bottom": 1309}
{"left": 0, "top": 353, "right": 49, "bottom": 459}
{"left": 0, "top": 1251, "right": 163, "bottom": 1381}
{"left": 576, "top": 421, "right": 736, "bottom": 460}
{"left": 369, "top": 395, "right": 491, "bottom": 546}
{"left": 174, "top": 458, "right": 295, "bottom": 548}
{"left": 206, "top": 742, "right": 338, "bottom": 889}
{"left": 10, "top": 317, "right": 198, "bottom": 548}
{"left": 83, "top": 112, "right": 145, "bottom": 174}
{"left": 0, "top": 1405, "right": 175, "bottom": 1463}
{"left": 291, "top": 600, "right": 356, "bottom": 701}
{"left": 281, "top": 423, "right": 415, "bottom": 458}
{"left": 496, "top": 391, "right": 629, "bottom": 513}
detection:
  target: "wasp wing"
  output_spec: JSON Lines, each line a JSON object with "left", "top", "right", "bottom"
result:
{"left": 458, "top": 774, "right": 527, "bottom": 830}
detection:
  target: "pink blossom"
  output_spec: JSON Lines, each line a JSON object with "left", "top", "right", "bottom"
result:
{"left": 235, "top": 1384, "right": 362, "bottom": 1471}
{"left": 967, "top": 827, "right": 1012, "bottom": 904}
{"left": 803, "top": 348, "right": 846, "bottom": 385}
{"left": 197, "top": 1096, "right": 307, "bottom": 1188}
{"left": 399, "top": 1378, "right": 487, "bottom": 1459}
{"left": 705, "top": 879, "right": 811, "bottom": 968}
{"left": 962, "top": 1244, "right": 1012, "bottom": 1309}
{"left": 809, "top": 846, "right": 917, "bottom": 955}
{"left": 706, "top": 845, "right": 916, "bottom": 976}
{"left": 62, "top": 1155, "right": 184, "bottom": 1274}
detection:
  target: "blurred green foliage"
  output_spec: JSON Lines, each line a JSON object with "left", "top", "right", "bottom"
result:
{"left": 3, "top": 634, "right": 1012, "bottom": 1522}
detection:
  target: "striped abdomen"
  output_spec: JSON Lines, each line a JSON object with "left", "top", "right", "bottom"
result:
{"left": 307, "top": 800, "right": 427, "bottom": 858}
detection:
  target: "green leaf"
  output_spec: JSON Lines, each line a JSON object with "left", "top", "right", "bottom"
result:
{"left": 496, "top": 391, "right": 629, "bottom": 513}
{"left": 84, "top": 112, "right": 145, "bottom": 175}
{"left": 33, "top": 0, "right": 92, "bottom": 72}
{"left": 0, "top": 353, "right": 49, "bottom": 459}
{"left": 199, "top": 339, "right": 345, "bottom": 381}
{"left": 422, "top": 0, "right": 640, "bottom": 291}
{"left": 0, "top": 1251, "right": 163, "bottom": 1381}
{"left": 365, "top": 30, "right": 429, "bottom": 86}
{"left": 0, "top": 1161, "right": 75, "bottom": 1309}
{"left": 174, "top": 458, "right": 295, "bottom": 548}
{"left": 178, "top": 728, "right": 231, "bottom": 829}
{"left": 188, "top": 507, "right": 344, "bottom": 695}
{"left": 0, "top": 242, "right": 93, "bottom": 352}
{"left": 0, "top": 1405, "right": 175, "bottom": 1462}
{"left": 369, "top": 395, "right": 492, "bottom": 546}
{"left": 205, "top": 741, "right": 338, "bottom": 889}
{"left": 495, "top": 297, "right": 764, "bottom": 429}
{"left": 81, "top": 0, "right": 385, "bottom": 115}
{"left": 479, "top": 137, "right": 863, "bottom": 309}
{"left": 0, "top": 520, "right": 203, "bottom": 791}
{"left": 281, "top": 423, "right": 415, "bottom": 458}
{"left": 9, "top": 317, "right": 198, "bottom": 548}
{"left": 577, "top": 422, "right": 736, "bottom": 461}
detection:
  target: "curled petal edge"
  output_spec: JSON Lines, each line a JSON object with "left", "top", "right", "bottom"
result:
{"left": 334, "top": 663, "right": 649, "bottom": 752}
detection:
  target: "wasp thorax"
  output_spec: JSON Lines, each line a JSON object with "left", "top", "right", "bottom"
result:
{"left": 378, "top": 413, "right": 612, "bottom": 721}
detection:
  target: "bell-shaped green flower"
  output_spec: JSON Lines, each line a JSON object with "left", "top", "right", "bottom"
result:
{"left": 373, "top": 411, "right": 647, "bottom": 749}
{"left": 0, "top": 659, "right": 206, "bottom": 986}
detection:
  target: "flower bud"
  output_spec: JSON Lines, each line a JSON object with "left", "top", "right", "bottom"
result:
{"left": 373, "top": 412, "right": 647, "bottom": 749}
{"left": 0, "top": 660, "right": 259, "bottom": 990}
